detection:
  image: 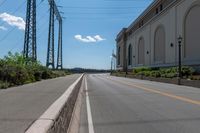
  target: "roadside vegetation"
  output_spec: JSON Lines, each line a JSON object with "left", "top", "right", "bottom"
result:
{"left": 0, "top": 52, "right": 70, "bottom": 89}
{"left": 112, "top": 66, "right": 200, "bottom": 80}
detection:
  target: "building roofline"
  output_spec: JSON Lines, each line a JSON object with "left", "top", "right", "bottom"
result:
{"left": 127, "top": 0, "right": 161, "bottom": 31}
{"left": 116, "top": 28, "right": 127, "bottom": 40}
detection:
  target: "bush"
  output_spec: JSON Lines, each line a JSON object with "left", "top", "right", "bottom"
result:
{"left": 144, "top": 71, "right": 151, "bottom": 77}
{"left": 42, "top": 69, "right": 54, "bottom": 79}
{"left": 0, "top": 81, "right": 10, "bottom": 89}
{"left": 133, "top": 67, "right": 151, "bottom": 74}
{"left": 131, "top": 66, "right": 195, "bottom": 79}
{"left": 164, "top": 73, "right": 177, "bottom": 78}
{"left": 0, "top": 64, "right": 30, "bottom": 85}
{"left": 181, "top": 66, "right": 195, "bottom": 77}
{"left": 136, "top": 71, "right": 144, "bottom": 76}
{"left": 150, "top": 71, "right": 161, "bottom": 78}
{"left": 0, "top": 52, "right": 70, "bottom": 89}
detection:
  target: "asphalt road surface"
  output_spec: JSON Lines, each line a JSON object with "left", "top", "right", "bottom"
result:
{"left": 0, "top": 74, "right": 81, "bottom": 133}
{"left": 79, "top": 74, "right": 200, "bottom": 133}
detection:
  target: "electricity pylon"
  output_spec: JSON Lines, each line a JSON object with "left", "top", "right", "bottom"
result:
{"left": 57, "top": 20, "right": 63, "bottom": 69}
{"left": 24, "top": 0, "right": 37, "bottom": 61}
{"left": 46, "top": 0, "right": 63, "bottom": 69}
{"left": 46, "top": 0, "right": 55, "bottom": 69}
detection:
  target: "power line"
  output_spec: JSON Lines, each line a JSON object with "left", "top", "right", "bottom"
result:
{"left": 104, "top": 0, "right": 153, "bottom": 1}
{"left": 0, "top": 0, "right": 7, "bottom": 7}
{"left": 65, "top": 12, "right": 144, "bottom": 15}
{"left": 10, "top": 36, "right": 23, "bottom": 52}
{"left": 0, "top": 27, "right": 17, "bottom": 42}
{"left": 0, "top": 0, "right": 26, "bottom": 26}
{"left": 0, "top": 0, "right": 26, "bottom": 44}
{"left": 63, "top": 6, "right": 147, "bottom": 9}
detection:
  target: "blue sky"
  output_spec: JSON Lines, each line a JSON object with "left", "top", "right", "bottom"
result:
{"left": 0, "top": 0, "right": 153, "bottom": 69}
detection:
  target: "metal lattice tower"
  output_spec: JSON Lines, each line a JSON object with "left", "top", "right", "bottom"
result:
{"left": 46, "top": 0, "right": 63, "bottom": 69}
{"left": 46, "top": 1, "right": 55, "bottom": 69}
{"left": 24, "top": 0, "right": 37, "bottom": 61}
{"left": 57, "top": 20, "right": 63, "bottom": 69}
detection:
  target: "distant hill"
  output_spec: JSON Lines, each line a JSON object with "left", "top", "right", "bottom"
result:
{"left": 65, "top": 68, "right": 110, "bottom": 73}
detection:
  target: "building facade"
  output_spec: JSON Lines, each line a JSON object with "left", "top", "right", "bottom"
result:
{"left": 116, "top": 0, "right": 200, "bottom": 71}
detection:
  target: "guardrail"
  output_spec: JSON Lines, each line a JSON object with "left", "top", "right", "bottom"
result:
{"left": 25, "top": 74, "right": 84, "bottom": 133}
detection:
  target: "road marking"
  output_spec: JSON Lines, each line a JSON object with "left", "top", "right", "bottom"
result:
{"left": 85, "top": 77, "right": 95, "bottom": 133}
{"left": 108, "top": 77, "right": 200, "bottom": 106}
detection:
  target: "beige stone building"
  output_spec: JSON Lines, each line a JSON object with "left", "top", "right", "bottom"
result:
{"left": 116, "top": 0, "right": 200, "bottom": 71}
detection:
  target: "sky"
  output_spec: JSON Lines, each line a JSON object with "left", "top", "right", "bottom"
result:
{"left": 0, "top": 0, "right": 153, "bottom": 69}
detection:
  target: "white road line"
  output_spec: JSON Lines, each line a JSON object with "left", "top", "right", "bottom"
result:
{"left": 85, "top": 77, "right": 95, "bottom": 133}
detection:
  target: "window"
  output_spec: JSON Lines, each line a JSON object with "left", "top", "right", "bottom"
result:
{"left": 156, "top": 8, "right": 159, "bottom": 14}
{"left": 160, "top": 4, "right": 163, "bottom": 11}
{"left": 139, "top": 21, "right": 144, "bottom": 28}
{"left": 118, "top": 47, "right": 121, "bottom": 65}
{"left": 128, "top": 31, "right": 132, "bottom": 36}
{"left": 128, "top": 44, "right": 132, "bottom": 66}
{"left": 154, "top": 26, "right": 165, "bottom": 63}
{"left": 138, "top": 37, "right": 145, "bottom": 65}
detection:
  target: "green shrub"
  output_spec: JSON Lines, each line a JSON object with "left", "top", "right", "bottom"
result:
{"left": 0, "top": 81, "right": 10, "bottom": 89}
{"left": 34, "top": 71, "right": 42, "bottom": 81}
{"left": 132, "top": 66, "right": 196, "bottom": 79}
{"left": 0, "top": 64, "right": 29, "bottom": 85}
{"left": 144, "top": 71, "right": 151, "bottom": 77}
{"left": 0, "top": 52, "right": 71, "bottom": 89}
{"left": 164, "top": 73, "right": 177, "bottom": 78}
{"left": 42, "top": 69, "right": 54, "bottom": 79}
{"left": 181, "top": 66, "right": 195, "bottom": 77}
{"left": 133, "top": 67, "right": 151, "bottom": 74}
{"left": 136, "top": 71, "right": 144, "bottom": 76}
{"left": 150, "top": 71, "right": 161, "bottom": 78}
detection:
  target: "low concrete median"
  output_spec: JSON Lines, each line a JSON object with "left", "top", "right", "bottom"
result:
{"left": 25, "top": 74, "right": 84, "bottom": 133}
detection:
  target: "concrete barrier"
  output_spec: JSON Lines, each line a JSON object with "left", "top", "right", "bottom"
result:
{"left": 67, "top": 76, "right": 85, "bottom": 133}
{"left": 25, "top": 74, "right": 84, "bottom": 133}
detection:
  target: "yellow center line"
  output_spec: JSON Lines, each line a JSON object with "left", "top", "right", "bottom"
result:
{"left": 108, "top": 77, "right": 200, "bottom": 106}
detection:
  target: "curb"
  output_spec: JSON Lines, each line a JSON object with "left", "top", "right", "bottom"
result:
{"left": 67, "top": 76, "right": 85, "bottom": 133}
{"left": 25, "top": 74, "right": 84, "bottom": 133}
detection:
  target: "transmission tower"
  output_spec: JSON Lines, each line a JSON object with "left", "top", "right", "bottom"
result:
{"left": 24, "top": 0, "right": 37, "bottom": 61}
{"left": 46, "top": 0, "right": 63, "bottom": 69}
{"left": 46, "top": 1, "right": 55, "bottom": 69}
{"left": 57, "top": 20, "right": 63, "bottom": 69}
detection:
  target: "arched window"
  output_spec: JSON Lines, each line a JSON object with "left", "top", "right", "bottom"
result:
{"left": 184, "top": 5, "right": 200, "bottom": 61}
{"left": 154, "top": 25, "right": 165, "bottom": 63}
{"left": 128, "top": 44, "right": 132, "bottom": 66}
{"left": 118, "top": 47, "right": 121, "bottom": 65}
{"left": 138, "top": 37, "right": 145, "bottom": 65}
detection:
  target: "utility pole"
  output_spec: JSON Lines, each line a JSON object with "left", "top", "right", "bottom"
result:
{"left": 178, "top": 35, "right": 183, "bottom": 85}
{"left": 125, "top": 58, "right": 128, "bottom": 76}
{"left": 111, "top": 57, "right": 113, "bottom": 75}
{"left": 112, "top": 50, "right": 117, "bottom": 72}
{"left": 24, "top": 0, "right": 37, "bottom": 61}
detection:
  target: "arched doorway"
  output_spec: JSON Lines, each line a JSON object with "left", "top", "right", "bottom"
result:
{"left": 138, "top": 37, "right": 145, "bottom": 65}
{"left": 184, "top": 5, "right": 200, "bottom": 61}
{"left": 128, "top": 44, "right": 132, "bottom": 66}
{"left": 154, "top": 26, "right": 165, "bottom": 64}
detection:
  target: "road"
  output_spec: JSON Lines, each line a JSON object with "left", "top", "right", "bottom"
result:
{"left": 0, "top": 74, "right": 81, "bottom": 133}
{"left": 79, "top": 74, "right": 200, "bottom": 133}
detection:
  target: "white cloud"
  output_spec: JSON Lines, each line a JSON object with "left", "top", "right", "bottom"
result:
{"left": 94, "top": 35, "right": 105, "bottom": 41}
{"left": 86, "top": 36, "right": 96, "bottom": 42}
{"left": 74, "top": 34, "right": 106, "bottom": 43}
{"left": 0, "top": 12, "right": 25, "bottom": 30}
{"left": 0, "top": 26, "right": 7, "bottom": 30}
